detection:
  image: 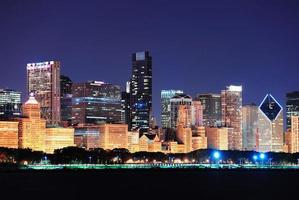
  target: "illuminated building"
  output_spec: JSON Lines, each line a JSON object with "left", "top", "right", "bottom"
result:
{"left": 130, "top": 51, "right": 152, "bottom": 133}
{"left": 191, "top": 100, "right": 203, "bottom": 127}
{"left": 285, "top": 116, "right": 299, "bottom": 153}
{"left": 74, "top": 126, "right": 100, "bottom": 149}
{"left": 45, "top": 127, "right": 74, "bottom": 154}
{"left": 128, "top": 131, "right": 139, "bottom": 152}
{"left": 18, "top": 94, "right": 46, "bottom": 152}
{"left": 121, "top": 82, "right": 131, "bottom": 127}
{"left": 168, "top": 141, "right": 178, "bottom": 153}
{"left": 206, "top": 127, "right": 228, "bottom": 150}
{"left": 195, "top": 93, "right": 221, "bottom": 127}
{"left": 27, "top": 61, "right": 61, "bottom": 125}
{"left": 60, "top": 75, "right": 73, "bottom": 124}
{"left": 0, "top": 121, "right": 19, "bottom": 148}
{"left": 170, "top": 94, "right": 192, "bottom": 128}
{"left": 99, "top": 124, "right": 128, "bottom": 150}
{"left": 72, "top": 81, "right": 122, "bottom": 125}
{"left": 0, "top": 89, "right": 21, "bottom": 119}
{"left": 138, "top": 134, "right": 161, "bottom": 152}
{"left": 242, "top": 104, "right": 259, "bottom": 151}
{"left": 286, "top": 91, "right": 299, "bottom": 130}
{"left": 161, "top": 90, "right": 183, "bottom": 128}
{"left": 221, "top": 85, "right": 242, "bottom": 150}
{"left": 192, "top": 126, "right": 207, "bottom": 151}
{"left": 258, "top": 94, "right": 283, "bottom": 152}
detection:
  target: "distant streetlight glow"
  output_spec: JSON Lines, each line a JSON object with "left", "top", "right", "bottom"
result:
{"left": 213, "top": 151, "right": 221, "bottom": 159}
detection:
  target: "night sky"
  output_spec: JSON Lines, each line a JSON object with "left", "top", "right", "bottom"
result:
{"left": 0, "top": 0, "right": 298, "bottom": 124}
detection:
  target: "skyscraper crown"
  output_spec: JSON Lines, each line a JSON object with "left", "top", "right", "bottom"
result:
{"left": 259, "top": 94, "right": 282, "bottom": 121}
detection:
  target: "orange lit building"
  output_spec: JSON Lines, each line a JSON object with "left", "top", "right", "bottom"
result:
{"left": 128, "top": 131, "right": 139, "bottom": 152}
{"left": 206, "top": 127, "right": 228, "bottom": 150}
{"left": 99, "top": 124, "right": 128, "bottom": 150}
{"left": 45, "top": 127, "right": 74, "bottom": 153}
{"left": 74, "top": 126, "right": 100, "bottom": 149}
{"left": 138, "top": 134, "right": 161, "bottom": 152}
{"left": 285, "top": 116, "right": 299, "bottom": 153}
{"left": 0, "top": 121, "right": 19, "bottom": 148}
{"left": 192, "top": 126, "right": 207, "bottom": 151}
{"left": 18, "top": 95, "right": 46, "bottom": 152}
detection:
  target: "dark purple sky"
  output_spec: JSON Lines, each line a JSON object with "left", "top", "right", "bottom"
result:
{"left": 0, "top": 0, "right": 298, "bottom": 124}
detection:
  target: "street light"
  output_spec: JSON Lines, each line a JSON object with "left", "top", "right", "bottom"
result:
{"left": 259, "top": 153, "right": 266, "bottom": 165}
{"left": 212, "top": 151, "right": 221, "bottom": 166}
{"left": 253, "top": 155, "right": 258, "bottom": 165}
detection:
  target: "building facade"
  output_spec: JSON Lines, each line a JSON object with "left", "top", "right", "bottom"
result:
{"left": 0, "top": 121, "right": 19, "bottom": 148}
{"left": 60, "top": 75, "right": 73, "bottom": 124}
{"left": 130, "top": 51, "right": 152, "bottom": 133}
{"left": 170, "top": 94, "right": 192, "bottom": 129}
{"left": 98, "top": 124, "right": 128, "bottom": 150}
{"left": 221, "top": 85, "right": 242, "bottom": 150}
{"left": 286, "top": 91, "right": 299, "bottom": 130}
{"left": 45, "top": 127, "right": 74, "bottom": 154}
{"left": 258, "top": 94, "right": 284, "bottom": 152}
{"left": 206, "top": 127, "right": 228, "bottom": 150}
{"left": 72, "top": 81, "right": 122, "bottom": 125}
{"left": 195, "top": 93, "right": 221, "bottom": 127}
{"left": 242, "top": 104, "right": 259, "bottom": 151}
{"left": 161, "top": 90, "right": 183, "bottom": 128}
{"left": 0, "top": 89, "right": 21, "bottom": 120}
{"left": 27, "top": 61, "right": 61, "bottom": 125}
{"left": 74, "top": 126, "right": 100, "bottom": 149}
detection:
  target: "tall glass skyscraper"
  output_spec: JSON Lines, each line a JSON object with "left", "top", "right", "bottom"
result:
{"left": 161, "top": 90, "right": 183, "bottom": 128}
{"left": 242, "top": 104, "right": 258, "bottom": 151}
{"left": 258, "top": 94, "right": 283, "bottom": 152}
{"left": 130, "top": 51, "right": 152, "bottom": 133}
{"left": 60, "top": 75, "right": 73, "bottom": 124}
{"left": 196, "top": 93, "right": 221, "bottom": 127}
{"left": 0, "top": 89, "right": 21, "bottom": 119}
{"left": 286, "top": 91, "right": 299, "bottom": 130}
{"left": 221, "top": 85, "right": 242, "bottom": 150}
{"left": 72, "top": 81, "right": 122, "bottom": 125}
{"left": 27, "top": 61, "right": 61, "bottom": 125}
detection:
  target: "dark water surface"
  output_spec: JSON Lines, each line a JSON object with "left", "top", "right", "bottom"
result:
{"left": 0, "top": 169, "right": 296, "bottom": 200}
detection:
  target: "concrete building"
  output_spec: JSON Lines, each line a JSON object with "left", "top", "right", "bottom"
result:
{"left": 128, "top": 131, "right": 139, "bottom": 152}
{"left": 192, "top": 126, "right": 207, "bottom": 151}
{"left": 18, "top": 94, "right": 47, "bottom": 152}
{"left": 27, "top": 61, "right": 61, "bottom": 125}
{"left": 74, "top": 126, "right": 100, "bottom": 150}
{"left": 286, "top": 91, "right": 299, "bottom": 130}
{"left": 206, "top": 127, "right": 228, "bottom": 150}
{"left": 258, "top": 94, "right": 284, "bottom": 152}
{"left": 170, "top": 94, "right": 192, "bottom": 129}
{"left": 285, "top": 116, "right": 299, "bottom": 153}
{"left": 191, "top": 100, "right": 203, "bottom": 127}
{"left": 45, "top": 127, "right": 74, "bottom": 153}
{"left": 99, "top": 124, "right": 128, "bottom": 150}
{"left": 242, "top": 104, "right": 259, "bottom": 151}
{"left": 221, "top": 85, "right": 242, "bottom": 150}
{"left": 0, "top": 121, "right": 19, "bottom": 148}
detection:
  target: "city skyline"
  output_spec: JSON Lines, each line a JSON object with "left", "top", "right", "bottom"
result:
{"left": 0, "top": 0, "right": 299, "bottom": 126}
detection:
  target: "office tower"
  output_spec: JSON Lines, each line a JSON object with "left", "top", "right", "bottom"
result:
{"left": 130, "top": 51, "right": 152, "bottom": 133}
{"left": 0, "top": 89, "right": 21, "bottom": 119}
{"left": 170, "top": 94, "right": 192, "bottom": 129}
{"left": 0, "top": 121, "right": 19, "bottom": 148}
{"left": 121, "top": 81, "right": 131, "bottom": 126}
{"left": 72, "top": 81, "right": 122, "bottom": 125}
{"left": 206, "top": 127, "right": 229, "bottom": 150}
{"left": 221, "top": 85, "right": 242, "bottom": 150}
{"left": 196, "top": 93, "right": 221, "bottom": 127}
{"left": 191, "top": 100, "right": 203, "bottom": 127}
{"left": 98, "top": 124, "right": 128, "bottom": 150}
{"left": 242, "top": 104, "right": 259, "bottom": 151}
{"left": 18, "top": 94, "right": 46, "bottom": 152}
{"left": 161, "top": 90, "right": 184, "bottom": 128}
{"left": 286, "top": 91, "right": 299, "bottom": 130}
{"left": 285, "top": 116, "right": 299, "bottom": 153}
{"left": 45, "top": 127, "right": 74, "bottom": 153}
{"left": 27, "top": 61, "right": 61, "bottom": 125}
{"left": 60, "top": 75, "right": 73, "bottom": 124}
{"left": 258, "top": 94, "right": 283, "bottom": 152}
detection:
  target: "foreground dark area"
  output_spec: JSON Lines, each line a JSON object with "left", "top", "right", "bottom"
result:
{"left": 0, "top": 169, "right": 297, "bottom": 200}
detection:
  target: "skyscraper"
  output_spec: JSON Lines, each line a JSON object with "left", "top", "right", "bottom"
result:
{"left": 161, "top": 90, "right": 183, "bottom": 128}
{"left": 130, "top": 51, "right": 152, "bottom": 133}
{"left": 258, "top": 94, "right": 284, "bottom": 152}
{"left": 191, "top": 100, "right": 203, "bottom": 127}
{"left": 121, "top": 81, "right": 131, "bottom": 127}
{"left": 286, "top": 91, "right": 299, "bottom": 130}
{"left": 60, "top": 75, "right": 73, "bottom": 124}
{"left": 170, "top": 94, "right": 192, "bottom": 129}
{"left": 196, "top": 93, "right": 221, "bottom": 127}
{"left": 221, "top": 85, "right": 242, "bottom": 150}
{"left": 0, "top": 89, "right": 21, "bottom": 119}
{"left": 242, "top": 104, "right": 258, "bottom": 151}
{"left": 72, "top": 81, "right": 122, "bottom": 125}
{"left": 27, "top": 61, "right": 61, "bottom": 125}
